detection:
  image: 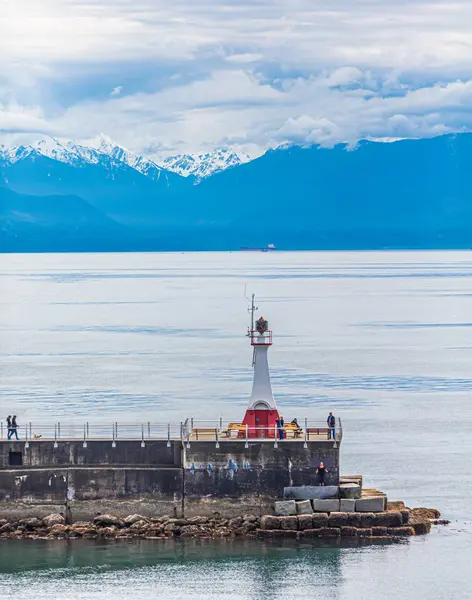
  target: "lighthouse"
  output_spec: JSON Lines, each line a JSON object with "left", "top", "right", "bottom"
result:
{"left": 241, "top": 297, "right": 280, "bottom": 438}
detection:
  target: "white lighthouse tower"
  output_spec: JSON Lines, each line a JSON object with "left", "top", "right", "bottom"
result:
{"left": 241, "top": 295, "right": 280, "bottom": 437}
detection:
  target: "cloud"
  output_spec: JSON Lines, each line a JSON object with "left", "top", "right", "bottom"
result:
{"left": 2, "top": 0, "right": 472, "bottom": 154}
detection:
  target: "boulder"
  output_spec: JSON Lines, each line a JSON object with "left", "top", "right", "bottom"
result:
{"left": 356, "top": 497, "right": 385, "bottom": 513}
{"left": 388, "top": 526, "right": 415, "bottom": 537}
{"left": 374, "top": 511, "right": 402, "bottom": 527}
{"left": 129, "top": 520, "right": 149, "bottom": 530}
{"left": 23, "top": 518, "right": 42, "bottom": 530}
{"left": 400, "top": 510, "right": 410, "bottom": 524}
{"left": 0, "top": 523, "right": 13, "bottom": 534}
{"left": 42, "top": 514, "right": 65, "bottom": 528}
{"left": 410, "top": 507, "right": 440, "bottom": 520}
{"left": 48, "top": 524, "right": 69, "bottom": 535}
{"left": 274, "top": 500, "right": 297, "bottom": 516}
{"left": 93, "top": 514, "right": 122, "bottom": 528}
{"left": 313, "top": 499, "right": 340, "bottom": 513}
{"left": 340, "top": 499, "right": 356, "bottom": 512}
{"left": 410, "top": 520, "right": 431, "bottom": 535}
{"left": 340, "top": 526, "right": 358, "bottom": 537}
{"left": 260, "top": 516, "right": 281, "bottom": 530}
{"left": 124, "top": 514, "right": 148, "bottom": 525}
{"left": 296, "top": 500, "right": 313, "bottom": 515}
{"left": 312, "top": 513, "right": 329, "bottom": 528}
{"left": 297, "top": 515, "right": 313, "bottom": 531}
{"left": 329, "top": 512, "right": 351, "bottom": 528}
{"left": 284, "top": 486, "right": 338, "bottom": 500}
{"left": 339, "top": 483, "right": 361, "bottom": 499}
{"left": 280, "top": 516, "right": 298, "bottom": 530}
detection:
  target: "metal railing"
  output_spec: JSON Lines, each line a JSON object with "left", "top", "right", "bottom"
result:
{"left": 0, "top": 417, "right": 342, "bottom": 448}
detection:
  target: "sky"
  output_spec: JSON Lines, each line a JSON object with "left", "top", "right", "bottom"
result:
{"left": 2, "top": 0, "right": 472, "bottom": 158}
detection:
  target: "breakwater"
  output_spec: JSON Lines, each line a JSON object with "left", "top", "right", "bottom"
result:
{"left": 0, "top": 504, "right": 441, "bottom": 541}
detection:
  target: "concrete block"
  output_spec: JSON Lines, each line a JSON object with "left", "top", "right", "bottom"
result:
{"left": 274, "top": 500, "right": 296, "bottom": 516}
{"left": 356, "top": 497, "right": 385, "bottom": 513}
{"left": 374, "top": 511, "right": 402, "bottom": 527}
{"left": 340, "top": 526, "right": 358, "bottom": 537}
{"left": 340, "top": 499, "right": 356, "bottom": 512}
{"left": 296, "top": 500, "right": 313, "bottom": 515}
{"left": 358, "top": 513, "right": 376, "bottom": 528}
{"left": 284, "top": 486, "right": 338, "bottom": 500}
{"left": 313, "top": 499, "right": 340, "bottom": 513}
{"left": 280, "top": 516, "right": 298, "bottom": 530}
{"left": 297, "top": 515, "right": 313, "bottom": 530}
{"left": 328, "top": 512, "right": 351, "bottom": 528}
{"left": 340, "top": 475, "right": 362, "bottom": 488}
{"left": 400, "top": 510, "right": 410, "bottom": 524}
{"left": 318, "top": 527, "right": 341, "bottom": 537}
{"left": 372, "top": 526, "right": 388, "bottom": 537}
{"left": 387, "top": 526, "right": 415, "bottom": 537}
{"left": 312, "top": 513, "right": 329, "bottom": 528}
{"left": 260, "top": 516, "right": 281, "bottom": 530}
{"left": 357, "top": 528, "right": 372, "bottom": 537}
{"left": 339, "top": 483, "right": 361, "bottom": 499}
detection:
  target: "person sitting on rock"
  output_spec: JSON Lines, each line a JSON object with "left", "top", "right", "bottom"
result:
{"left": 316, "top": 462, "right": 328, "bottom": 486}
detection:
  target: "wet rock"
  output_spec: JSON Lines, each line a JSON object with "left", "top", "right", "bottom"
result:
{"left": 0, "top": 523, "right": 13, "bottom": 534}
{"left": 372, "top": 526, "right": 388, "bottom": 537}
{"left": 328, "top": 512, "right": 351, "bottom": 528}
{"left": 42, "top": 514, "right": 65, "bottom": 528}
{"left": 400, "top": 510, "right": 410, "bottom": 524}
{"left": 261, "top": 516, "right": 280, "bottom": 530}
{"left": 432, "top": 519, "right": 450, "bottom": 526}
{"left": 93, "top": 514, "right": 122, "bottom": 528}
{"left": 410, "top": 520, "right": 431, "bottom": 535}
{"left": 129, "top": 520, "right": 149, "bottom": 530}
{"left": 357, "top": 528, "right": 372, "bottom": 538}
{"left": 312, "top": 513, "right": 329, "bottom": 528}
{"left": 228, "top": 517, "right": 244, "bottom": 530}
{"left": 124, "top": 514, "right": 148, "bottom": 525}
{"left": 358, "top": 513, "right": 376, "bottom": 528}
{"left": 297, "top": 515, "right": 313, "bottom": 531}
{"left": 340, "top": 526, "right": 358, "bottom": 537}
{"left": 0, "top": 520, "right": 7, "bottom": 528}
{"left": 23, "top": 518, "right": 42, "bottom": 530}
{"left": 318, "top": 527, "right": 341, "bottom": 537}
{"left": 48, "top": 524, "right": 69, "bottom": 537}
{"left": 410, "top": 507, "right": 440, "bottom": 520}
{"left": 387, "top": 500, "right": 406, "bottom": 511}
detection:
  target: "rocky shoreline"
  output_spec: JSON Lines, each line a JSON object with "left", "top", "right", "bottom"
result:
{"left": 0, "top": 502, "right": 445, "bottom": 541}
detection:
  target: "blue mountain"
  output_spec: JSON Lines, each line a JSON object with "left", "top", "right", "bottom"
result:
{"left": 2, "top": 132, "right": 472, "bottom": 251}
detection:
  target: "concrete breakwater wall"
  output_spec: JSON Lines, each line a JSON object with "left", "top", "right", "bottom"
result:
{"left": 0, "top": 439, "right": 339, "bottom": 520}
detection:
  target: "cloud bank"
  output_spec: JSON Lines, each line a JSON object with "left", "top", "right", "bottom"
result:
{"left": 1, "top": 0, "right": 472, "bottom": 157}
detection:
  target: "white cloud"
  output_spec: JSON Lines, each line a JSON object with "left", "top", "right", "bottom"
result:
{"left": 2, "top": 0, "right": 472, "bottom": 154}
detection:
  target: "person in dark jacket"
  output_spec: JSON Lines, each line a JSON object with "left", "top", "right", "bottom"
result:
{"left": 6, "top": 416, "right": 12, "bottom": 440}
{"left": 275, "top": 416, "right": 285, "bottom": 440}
{"left": 316, "top": 462, "right": 328, "bottom": 486}
{"left": 10, "top": 416, "right": 19, "bottom": 440}
{"left": 327, "top": 412, "right": 336, "bottom": 440}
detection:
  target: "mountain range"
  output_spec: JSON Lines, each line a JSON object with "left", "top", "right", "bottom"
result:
{"left": 2, "top": 132, "right": 472, "bottom": 252}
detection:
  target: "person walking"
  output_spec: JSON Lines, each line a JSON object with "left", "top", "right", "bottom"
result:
{"left": 10, "top": 416, "right": 19, "bottom": 441}
{"left": 327, "top": 412, "right": 336, "bottom": 440}
{"left": 6, "top": 416, "right": 12, "bottom": 440}
{"left": 316, "top": 462, "right": 328, "bottom": 486}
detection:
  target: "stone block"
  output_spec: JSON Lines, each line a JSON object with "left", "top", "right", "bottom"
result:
{"left": 280, "top": 516, "right": 298, "bottom": 530}
{"left": 357, "top": 528, "right": 372, "bottom": 537}
{"left": 272, "top": 529, "right": 299, "bottom": 538}
{"left": 312, "top": 513, "right": 329, "bottom": 528}
{"left": 340, "top": 476, "right": 363, "bottom": 488}
{"left": 372, "top": 526, "right": 388, "bottom": 537}
{"left": 356, "top": 497, "right": 385, "bottom": 513}
{"left": 274, "top": 500, "right": 296, "bottom": 516}
{"left": 296, "top": 500, "right": 313, "bottom": 515}
{"left": 339, "top": 483, "right": 361, "bottom": 499}
{"left": 400, "top": 510, "right": 410, "bottom": 524}
{"left": 358, "top": 513, "right": 376, "bottom": 528}
{"left": 340, "top": 526, "right": 358, "bottom": 537}
{"left": 318, "top": 527, "right": 341, "bottom": 538}
{"left": 284, "top": 486, "right": 338, "bottom": 500}
{"left": 387, "top": 526, "right": 415, "bottom": 537}
{"left": 260, "top": 516, "right": 281, "bottom": 530}
{"left": 313, "top": 499, "right": 340, "bottom": 513}
{"left": 297, "top": 515, "right": 314, "bottom": 531}
{"left": 411, "top": 521, "right": 431, "bottom": 535}
{"left": 300, "top": 528, "right": 321, "bottom": 538}
{"left": 340, "top": 499, "right": 356, "bottom": 512}
{"left": 374, "top": 511, "right": 402, "bottom": 528}
{"left": 328, "top": 512, "right": 351, "bottom": 528}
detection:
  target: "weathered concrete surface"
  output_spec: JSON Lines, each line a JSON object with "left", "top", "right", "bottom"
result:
{"left": 356, "top": 497, "right": 385, "bottom": 512}
{"left": 0, "top": 441, "right": 181, "bottom": 468}
{"left": 274, "top": 500, "right": 296, "bottom": 516}
{"left": 340, "top": 499, "right": 356, "bottom": 512}
{"left": 339, "top": 483, "right": 361, "bottom": 499}
{"left": 296, "top": 500, "right": 313, "bottom": 514}
{"left": 284, "top": 486, "right": 338, "bottom": 500}
{"left": 313, "top": 499, "right": 340, "bottom": 513}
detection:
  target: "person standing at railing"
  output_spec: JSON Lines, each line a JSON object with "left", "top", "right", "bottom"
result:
{"left": 327, "top": 412, "right": 336, "bottom": 440}
{"left": 10, "top": 416, "right": 19, "bottom": 441}
{"left": 276, "top": 416, "right": 285, "bottom": 440}
{"left": 6, "top": 416, "right": 12, "bottom": 440}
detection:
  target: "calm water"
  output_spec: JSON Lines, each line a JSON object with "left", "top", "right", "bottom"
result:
{"left": 0, "top": 250, "right": 471, "bottom": 598}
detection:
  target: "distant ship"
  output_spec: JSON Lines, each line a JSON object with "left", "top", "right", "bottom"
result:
{"left": 240, "top": 244, "right": 276, "bottom": 252}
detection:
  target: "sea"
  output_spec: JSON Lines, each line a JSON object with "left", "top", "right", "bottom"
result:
{"left": 0, "top": 250, "right": 471, "bottom": 599}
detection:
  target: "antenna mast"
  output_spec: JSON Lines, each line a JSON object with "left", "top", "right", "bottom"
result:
{"left": 244, "top": 289, "right": 258, "bottom": 367}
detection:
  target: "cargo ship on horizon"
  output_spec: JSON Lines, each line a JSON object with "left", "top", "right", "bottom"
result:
{"left": 240, "top": 243, "right": 276, "bottom": 252}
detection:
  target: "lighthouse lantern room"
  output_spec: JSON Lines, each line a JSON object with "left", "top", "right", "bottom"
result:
{"left": 241, "top": 296, "right": 280, "bottom": 438}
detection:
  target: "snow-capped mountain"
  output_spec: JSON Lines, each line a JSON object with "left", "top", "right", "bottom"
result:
{"left": 162, "top": 148, "right": 252, "bottom": 179}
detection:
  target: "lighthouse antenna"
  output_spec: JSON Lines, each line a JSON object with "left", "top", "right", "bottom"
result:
{"left": 244, "top": 288, "right": 258, "bottom": 367}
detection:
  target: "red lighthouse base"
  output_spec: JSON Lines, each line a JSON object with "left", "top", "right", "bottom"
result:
{"left": 241, "top": 409, "right": 280, "bottom": 438}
